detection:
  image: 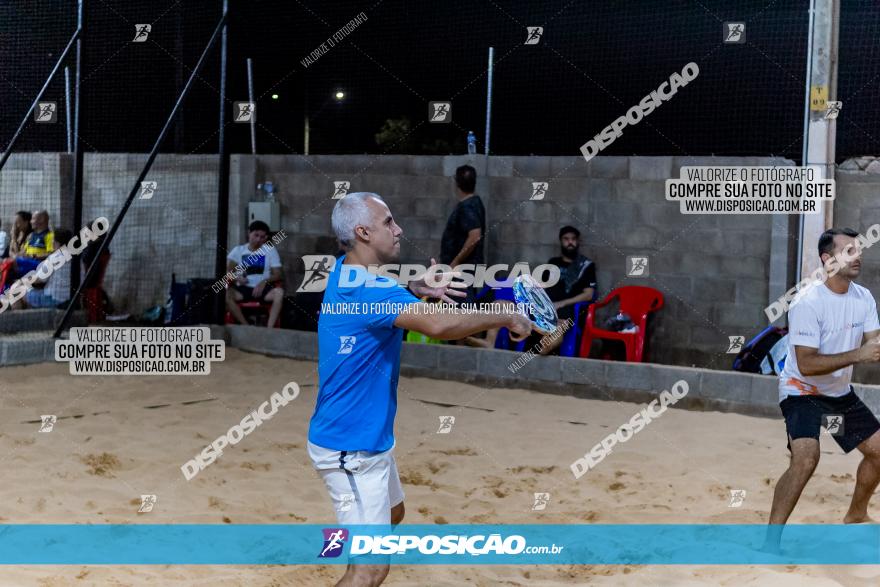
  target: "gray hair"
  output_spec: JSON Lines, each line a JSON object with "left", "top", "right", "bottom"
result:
{"left": 331, "top": 192, "right": 384, "bottom": 248}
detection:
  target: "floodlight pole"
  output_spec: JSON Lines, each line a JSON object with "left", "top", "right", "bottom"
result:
{"left": 796, "top": 0, "right": 839, "bottom": 284}
{"left": 70, "top": 0, "right": 85, "bottom": 293}
{"left": 246, "top": 57, "right": 256, "bottom": 154}
{"left": 485, "top": 46, "right": 494, "bottom": 155}
{"left": 64, "top": 66, "right": 73, "bottom": 153}
{"left": 215, "top": 0, "right": 231, "bottom": 324}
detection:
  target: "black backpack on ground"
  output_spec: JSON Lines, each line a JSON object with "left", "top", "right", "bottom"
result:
{"left": 732, "top": 326, "right": 788, "bottom": 373}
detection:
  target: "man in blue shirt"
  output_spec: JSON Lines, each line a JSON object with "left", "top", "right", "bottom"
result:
{"left": 308, "top": 192, "right": 531, "bottom": 587}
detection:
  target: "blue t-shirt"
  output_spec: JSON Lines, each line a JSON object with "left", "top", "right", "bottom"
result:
{"left": 308, "top": 257, "right": 420, "bottom": 452}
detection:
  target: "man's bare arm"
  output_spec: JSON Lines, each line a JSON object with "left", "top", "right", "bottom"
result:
{"left": 796, "top": 341, "right": 880, "bottom": 376}
{"left": 555, "top": 287, "right": 595, "bottom": 310}
{"left": 394, "top": 303, "right": 530, "bottom": 340}
{"left": 449, "top": 228, "right": 482, "bottom": 268}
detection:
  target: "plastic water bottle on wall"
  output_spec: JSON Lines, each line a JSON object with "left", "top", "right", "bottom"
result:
{"left": 467, "top": 131, "right": 477, "bottom": 155}
{"left": 263, "top": 181, "right": 275, "bottom": 202}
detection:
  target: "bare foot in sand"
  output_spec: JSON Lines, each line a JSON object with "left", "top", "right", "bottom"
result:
{"left": 843, "top": 513, "right": 877, "bottom": 524}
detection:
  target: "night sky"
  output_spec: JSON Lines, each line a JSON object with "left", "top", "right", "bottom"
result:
{"left": 2, "top": 0, "right": 879, "bottom": 160}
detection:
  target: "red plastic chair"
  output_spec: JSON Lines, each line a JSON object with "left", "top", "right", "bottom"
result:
{"left": 578, "top": 286, "right": 664, "bottom": 362}
{"left": 224, "top": 280, "right": 282, "bottom": 328}
{"left": 0, "top": 258, "right": 13, "bottom": 293}
{"left": 83, "top": 251, "right": 111, "bottom": 322}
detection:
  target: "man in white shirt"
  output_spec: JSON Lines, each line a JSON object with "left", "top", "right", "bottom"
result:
{"left": 765, "top": 228, "right": 880, "bottom": 551}
{"left": 225, "top": 221, "right": 284, "bottom": 327}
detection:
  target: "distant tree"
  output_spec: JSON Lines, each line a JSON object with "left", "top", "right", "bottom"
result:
{"left": 375, "top": 117, "right": 415, "bottom": 153}
{"left": 420, "top": 138, "right": 457, "bottom": 154}
{"left": 421, "top": 131, "right": 468, "bottom": 155}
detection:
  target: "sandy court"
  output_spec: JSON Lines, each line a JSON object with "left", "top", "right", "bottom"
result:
{"left": 0, "top": 347, "right": 878, "bottom": 586}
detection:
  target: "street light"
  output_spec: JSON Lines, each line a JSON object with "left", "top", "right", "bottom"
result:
{"left": 304, "top": 88, "right": 347, "bottom": 155}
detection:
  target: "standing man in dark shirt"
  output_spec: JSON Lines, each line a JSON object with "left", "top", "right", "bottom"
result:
{"left": 539, "top": 225, "right": 597, "bottom": 354}
{"left": 440, "top": 165, "right": 485, "bottom": 269}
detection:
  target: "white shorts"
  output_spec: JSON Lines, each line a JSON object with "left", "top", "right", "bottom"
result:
{"left": 308, "top": 441, "right": 405, "bottom": 525}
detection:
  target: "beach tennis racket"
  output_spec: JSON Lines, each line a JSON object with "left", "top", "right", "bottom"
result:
{"left": 512, "top": 274, "right": 558, "bottom": 336}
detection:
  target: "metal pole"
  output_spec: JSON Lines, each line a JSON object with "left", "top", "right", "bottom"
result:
{"left": 796, "top": 0, "right": 817, "bottom": 284}
{"left": 64, "top": 66, "right": 72, "bottom": 153}
{"left": 246, "top": 57, "right": 256, "bottom": 155}
{"left": 304, "top": 115, "right": 310, "bottom": 154}
{"left": 797, "top": 0, "right": 838, "bottom": 284}
{"left": 70, "top": 0, "right": 85, "bottom": 295}
{"left": 484, "top": 46, "right": 494, "bottom": 156}
{"left": 303, "top": 75, "right": 309, "bottom": 155}
{"left": 215, "top": 0, "right": 231, "bottom": 324}
{"left": 0, "top": 27, "right": 80, "bottom": 174}
{"left": 54, "top": 9, "right": 230, "bottom": 337}
{"left": 173, "top": 6, "right": 185, "bottom": 152}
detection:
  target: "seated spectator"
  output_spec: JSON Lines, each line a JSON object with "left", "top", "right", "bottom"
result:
{"left": 8, "top": 211, "right": 32, "bottom": 258}
{"left": 81, "top": 220, "right": 110, "bottom": 287}
{"left": 462, "top": 293, "right": 515, "bottom": 349}
{"left": 23, "top": 228, "right": 73, "bottom": 309}
{"left": 0, "top": 220, "right": 8, "bottom": 260}
{"left": 538, "top": 225, "right": 597, "bottom": 355}
{"left": 16, "top": 210, "right": 54, "bottom": 274}
{"left": 225, "top": 220, "right": 285, "bottom": 327}
{"left": 1, "top": 211, "right": 33, "bottom": 292}
{"left": 2, "top": 211, "right": 32, "bottom": 284}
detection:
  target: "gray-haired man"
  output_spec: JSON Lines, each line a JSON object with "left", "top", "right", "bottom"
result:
{"left": 308, "top": 192, "right": 531, "bottom": 587}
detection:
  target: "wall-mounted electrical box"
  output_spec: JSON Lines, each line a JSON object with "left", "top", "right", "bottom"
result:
{"left": 248, "top": 201, "right": 280, "bottom": 231}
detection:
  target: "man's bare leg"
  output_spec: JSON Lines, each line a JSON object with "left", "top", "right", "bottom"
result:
{"left": 335, "top": 503, "right": 405, "bottom": 587}
{"left": 538, "top": 331, "right": 563, "bottom": 355}
{"left": 763, "top": 437, "right": 820, "bottom": 551}
{"left": 225, "top": 288, "right": 248, "bottom": 325}
{"left": 265, "top": 287, "right": 284, "bottom": 327}
{"left": 844, "top": 430, "right": 880, "bottom": 523}
{"left": 335, "top": 564, "right": 389, "bottom": 587}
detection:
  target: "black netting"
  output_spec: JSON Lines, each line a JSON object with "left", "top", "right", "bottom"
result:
{"left": 0, "top": 0, "right": 877, "bottom": 320}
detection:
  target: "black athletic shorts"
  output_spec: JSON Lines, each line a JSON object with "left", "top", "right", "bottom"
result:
{"left": 234, "top": 283, "right": 274, "bottom": 302}
{"left": 780, "top": 388, "right": 880, "bottom": 453}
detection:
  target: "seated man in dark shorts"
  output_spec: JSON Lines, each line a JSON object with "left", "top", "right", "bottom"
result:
{"left": 764, "top": 228, "right": 880, "bottom": 553}
{"left": 225, "top": 220, "right": 285, "bottom": 327}
{"left": 537, "top": 225, "right": 597, "bottom": 355}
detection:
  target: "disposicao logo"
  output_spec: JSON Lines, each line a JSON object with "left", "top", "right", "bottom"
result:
{"left": 319, "top": 528, "right": 349, "bottom": 558}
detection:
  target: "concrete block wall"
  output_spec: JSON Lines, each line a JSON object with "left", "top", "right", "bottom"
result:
{"left": 830, "top": 173, "right": 880, "bottom": 382}
{"left": 9, "top": 153, "right": 879, "bottom": 377}
{"left": 485, "top": 155, "right": 790, "bottom": 368}
{"left": 0, "top": 309, "right": 87, "bottom": 367}
{"left": 245, "top": 154, "right": 790, "bottom": 369}
{"left": 226, "top": 325, "right": 880, "bottom": 419}
{"left": 250, "top": 155, "right": 473, "bottom": 292}
{"left": 1, "top": 153, "right": 218, "bottom": 314}
{"left": 0, "top": 153, "right": 67, "bottom": 236}
{"left": 0, "top": 308, "right": 86, "bottom": 334}
{"left": 81, "top": 153, "right": 219, "bottom": 313}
